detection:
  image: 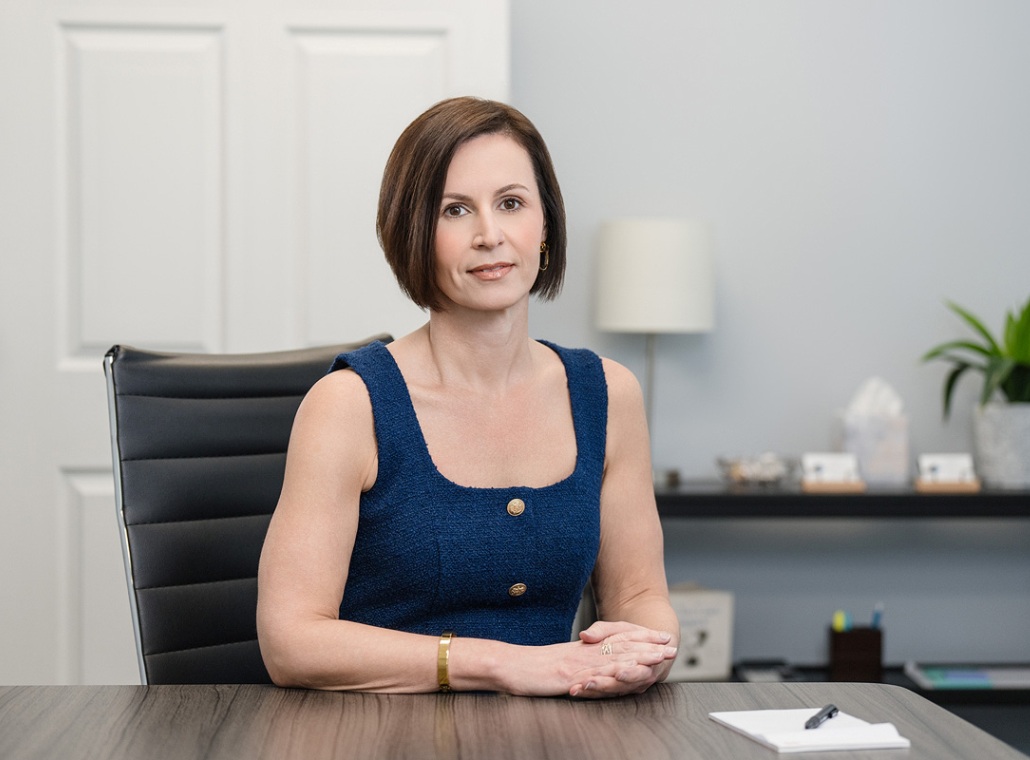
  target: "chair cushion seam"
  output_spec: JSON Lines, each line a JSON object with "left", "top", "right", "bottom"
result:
{"left": 136, "top": 577, "right": 256, "bottom": 591}
{"left": 116, "top": 392, "right": 305, "bottom": 400}
{"left": 127, "top": 513, "right": 272, "bottom": 527}
{"left": 146, "top": 639, "right": 259, "bottom": 657}
{"left": 121, "top": 452, "right": 286, "bottom": 463}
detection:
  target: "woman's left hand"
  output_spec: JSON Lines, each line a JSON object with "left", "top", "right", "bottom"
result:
{"left": 568, "top": 620, "right": 678, "bottom": 698}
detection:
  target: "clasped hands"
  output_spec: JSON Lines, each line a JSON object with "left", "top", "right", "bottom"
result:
{"left": 566, "top": 620, "right": 677, "bottom": 698}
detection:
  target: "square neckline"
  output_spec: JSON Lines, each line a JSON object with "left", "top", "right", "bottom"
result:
{"left": 375, "top": 339, "right": 583, "bottom": 494}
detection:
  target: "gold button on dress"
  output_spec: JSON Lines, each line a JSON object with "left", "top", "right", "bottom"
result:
{"left": 508, "top": 583, "right": 527, "bottom": 597}
{"left": 506, "top": 498, "right": 525, "bottom": 516}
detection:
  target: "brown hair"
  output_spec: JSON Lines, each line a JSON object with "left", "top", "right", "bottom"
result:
{"left": 377, "top": 97, "right": 566, "bottom": 311}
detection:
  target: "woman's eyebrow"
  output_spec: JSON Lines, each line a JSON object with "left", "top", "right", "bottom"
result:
{"left": 441, "top": 191, "right": 473, "bottom": 203}
{"left": 494, "top": 183, "right": 530, "bottom": 196}
{"left": 441, "top": 183, "right": 531, "bottom": 203}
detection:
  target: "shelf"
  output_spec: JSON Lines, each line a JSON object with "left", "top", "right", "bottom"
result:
{"left": 655, "top": 480, "right": 1030, "bottom": 519}
{"left": 760, "top": 664, "right": 1030, "bottom": 707}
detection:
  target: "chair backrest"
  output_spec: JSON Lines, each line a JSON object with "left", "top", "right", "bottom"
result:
{"left": 103, "top": 336, "right": 390, "bottom": 684}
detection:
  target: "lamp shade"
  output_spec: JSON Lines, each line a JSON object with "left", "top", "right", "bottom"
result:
{"left": 595, "top": 218, "right": 714, "bottom": 333}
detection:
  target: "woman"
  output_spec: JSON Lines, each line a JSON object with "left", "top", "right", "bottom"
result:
{"left": 257, "top": 97, "right": 679, "bottom": 698}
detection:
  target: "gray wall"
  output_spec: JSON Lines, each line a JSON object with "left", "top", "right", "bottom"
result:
{"left": 510, "top": 1, "right": 1030, "bottom": 664}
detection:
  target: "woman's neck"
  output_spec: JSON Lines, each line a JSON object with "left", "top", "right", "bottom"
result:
{"left": 417, "top": 305, "right": 536, "bottom": 392}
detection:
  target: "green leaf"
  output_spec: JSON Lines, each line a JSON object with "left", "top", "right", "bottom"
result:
{"left": 1006, "top": 297, "right": 1030, "bottom": 364}
{"left": 942, "top": 362, "right": 971, "bottom": 419}
{"left": 981, "top": 356, "right": 1016, "bottom": 405}
{"left": 923, "top": 351, "right": 988, "bottom": 374}
{"left": 946, "top": 301, "right": 1002, "bottom": 355}
{"left": 921, "top": 340, "right": 994, "bottom": 363}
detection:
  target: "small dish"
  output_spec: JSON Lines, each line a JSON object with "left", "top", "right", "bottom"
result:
{"left": 717, "top": 453, "right": 796, "bottom": 486}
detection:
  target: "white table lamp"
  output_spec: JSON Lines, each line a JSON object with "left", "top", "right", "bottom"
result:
{"left": 595, "top": 218, "right": 714, "bottom": 435}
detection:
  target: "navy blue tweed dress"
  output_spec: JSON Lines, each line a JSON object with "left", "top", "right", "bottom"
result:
{"left": 329, "top": 340, "right": 606, "bottom": 646}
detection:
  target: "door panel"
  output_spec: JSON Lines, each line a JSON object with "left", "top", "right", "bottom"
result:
{"left": 61, "top": 23, "right": 225, "bottom": 357}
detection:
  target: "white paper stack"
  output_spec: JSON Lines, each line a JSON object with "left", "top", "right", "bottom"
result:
{"left": 708, "top": 708, "right": 910, "bottom": 753}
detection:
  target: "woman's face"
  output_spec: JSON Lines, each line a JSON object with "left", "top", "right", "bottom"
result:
{"left": 433, "top": 132, "right": 546, "bottom": 314}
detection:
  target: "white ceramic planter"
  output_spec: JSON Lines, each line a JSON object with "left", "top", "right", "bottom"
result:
{"left": 972, "top": 402, "right": 1030, "bottom": 489}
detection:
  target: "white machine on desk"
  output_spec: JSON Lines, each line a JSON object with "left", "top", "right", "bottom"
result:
{"left": 666, "top": 583, "right": 734, "bottom": 681}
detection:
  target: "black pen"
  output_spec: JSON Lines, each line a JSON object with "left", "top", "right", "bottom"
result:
{"left": 805, "top": 704, "right": 839, "bottom": 729}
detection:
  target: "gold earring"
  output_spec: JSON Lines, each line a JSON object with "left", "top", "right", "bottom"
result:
{"left": 539, "top": 242, "right": 550, "bottom": 272}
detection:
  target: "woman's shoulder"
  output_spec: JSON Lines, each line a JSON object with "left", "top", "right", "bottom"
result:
{"left": 280, "top": 362, "right": 378, "bottom": 493}
{"left": 534, "top": 341, "right": 642, "bottom": 423}
{"left": 297, "top": 365, "right": 374, "bottom": 431}
{"left": 596, "top": 354, "right": 638, "bottom": 386}
{"left": 595, "top": 356, "right": 645, "bottom": 429}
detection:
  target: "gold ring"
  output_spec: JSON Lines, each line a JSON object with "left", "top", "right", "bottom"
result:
{"left": 600, "top": 642, "right": 613, "bottom": 656}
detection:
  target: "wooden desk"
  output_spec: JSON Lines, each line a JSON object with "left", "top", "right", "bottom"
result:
{"left": 1, "top": 682, "right": 1025, "bottom": 759}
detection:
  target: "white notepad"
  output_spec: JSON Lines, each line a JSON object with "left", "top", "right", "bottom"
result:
{"left": 708, "top": 708, "right": 911, "bottom": 753}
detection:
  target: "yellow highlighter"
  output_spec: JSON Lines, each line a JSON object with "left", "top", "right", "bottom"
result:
{"left": 832, "top": 609, "right": 851, "bottom": 632}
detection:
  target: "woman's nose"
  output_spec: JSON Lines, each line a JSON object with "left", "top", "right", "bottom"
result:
{"left": 473, "top": 212, "right": 504, "bottom": 248}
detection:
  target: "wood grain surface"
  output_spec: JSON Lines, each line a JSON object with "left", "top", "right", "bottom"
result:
{"left": 1, "top": 681, "right": 1025, "bottom": 759}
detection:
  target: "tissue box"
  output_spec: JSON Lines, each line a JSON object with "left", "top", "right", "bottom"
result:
{"left": 666, "top": 584, "right": 734, "bottom": 681}
{"left": 834, "top": 377, "right": 911, "bottom": 486}
{"left": 835, "top": 412, "right": 910, "bottom": 486}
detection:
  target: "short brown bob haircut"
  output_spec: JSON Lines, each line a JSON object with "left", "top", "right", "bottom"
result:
{"left": 377, "top": 96, "right": 566, "bottom": 311}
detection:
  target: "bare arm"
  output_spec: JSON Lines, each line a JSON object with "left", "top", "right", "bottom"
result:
{"left": 256, "top": 369, "right": 439, "bottom": 691}
{"left": 569, "top": 358, "right": 681, "bottom": 696}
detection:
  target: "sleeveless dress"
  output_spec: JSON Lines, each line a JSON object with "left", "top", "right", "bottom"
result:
{"left": 328, "top": 340, "right": 606, "bottom": 646}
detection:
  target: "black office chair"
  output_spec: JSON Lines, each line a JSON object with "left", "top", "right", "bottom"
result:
{"left": 103, "top": 336, "right": 390, "bottom": 685}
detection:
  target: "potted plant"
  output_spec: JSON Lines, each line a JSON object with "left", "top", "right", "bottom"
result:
{"left": 922, "top": 296, "right": 1030, "bottom": 488}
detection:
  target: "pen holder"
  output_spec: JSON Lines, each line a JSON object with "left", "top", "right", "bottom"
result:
{"left": 829, "top": 627, "right": 882, "bottom": 682}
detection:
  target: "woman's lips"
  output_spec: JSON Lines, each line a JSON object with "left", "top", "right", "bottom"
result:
{"left": 469, "top": 262, "right": 513, "bottom": 280}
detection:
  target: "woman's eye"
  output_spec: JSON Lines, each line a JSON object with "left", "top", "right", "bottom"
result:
{"left": 500, "top": 197, "right": 522, "bottom": 211}
{"left": 443, "top": 205, "right": 468, "bottom": 218}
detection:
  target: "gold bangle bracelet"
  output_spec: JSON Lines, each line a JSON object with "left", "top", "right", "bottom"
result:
{"left": 437, "top": 631, "right": 454, "bottom": 692}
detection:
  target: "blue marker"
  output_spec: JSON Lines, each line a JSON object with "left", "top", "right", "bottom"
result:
{"left": 871, "top": 602, "right": 884, "bottom": 629}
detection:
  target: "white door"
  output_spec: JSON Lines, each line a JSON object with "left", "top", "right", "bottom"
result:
{"left": 0, "top": 0, "right": 509, "bottom": 684}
